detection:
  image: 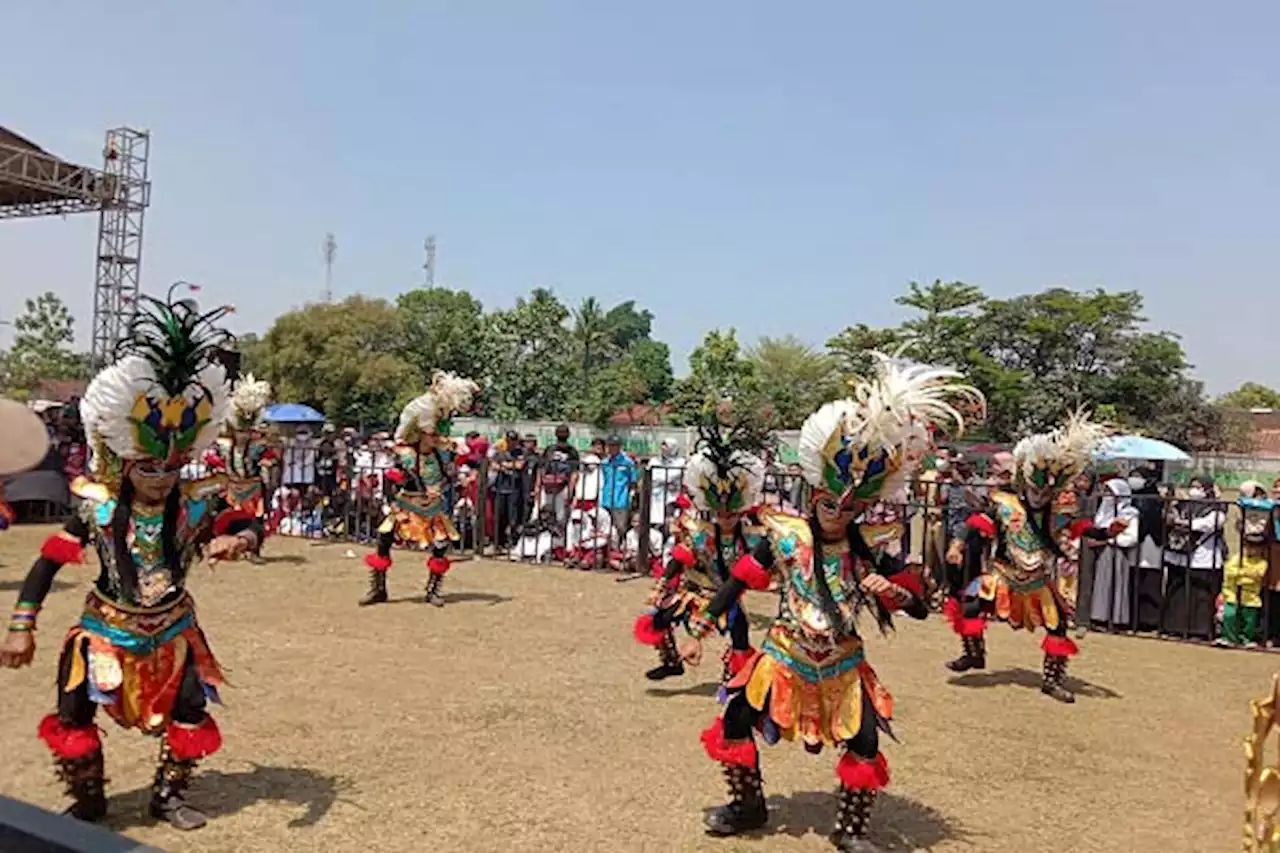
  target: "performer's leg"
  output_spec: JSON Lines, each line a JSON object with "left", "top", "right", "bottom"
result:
{"left": 39, "top": 638, "right": 106, "bottom": 822}
{"left": 425, "top": 545, "right": 450, "bottom": 607}
{"left": 150, "top": 652, "right": 222, "bottom": 830}
{"left": 832, "top": 690, "right": 890, "bottom": 852}
{"left": 702, "top": 693, "right": 767, "bottom": 835}
{"left": 721, "top": 606, "right": 753, "bottom": 684}
{"left": 642, "top": 606, "right": 684, "bottom": 680}
{"left": 1040, "top": 625, "right": 1080, "bottom": 704}
{"left": 944, "top": 588, "right": 987, "bottom": 673}
{"left": 359, "top": 529, "right": 393, "bottom": 606}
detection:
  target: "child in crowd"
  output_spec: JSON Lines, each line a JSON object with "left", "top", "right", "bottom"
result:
{"left": 1222, "top": 483, "right": 1274, "bottom": 646}
{"left": 616, "top": 512, "right": 663, "bottom": 575}
{"left": 564, "top": 504, "right": 614, "bottom": 570}
{"left": 509, "top": 505, "right": 563, "bottom": 563}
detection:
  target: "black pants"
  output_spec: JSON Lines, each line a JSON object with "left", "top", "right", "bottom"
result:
{"left": 722, "top": 683, "right": 879, "bottom": 762}
{"left": 56, "top": 637, "right": 206, "bottom": 729}
{"left": 494, "top": 492, "right": 520, "bottom": 549}
{"left": 376, "top": 529, "right": 446, "bottom": 561}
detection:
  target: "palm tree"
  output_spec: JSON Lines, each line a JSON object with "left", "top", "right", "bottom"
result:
{"left": 571, "top": 297, "right": 613, "bottom": 374}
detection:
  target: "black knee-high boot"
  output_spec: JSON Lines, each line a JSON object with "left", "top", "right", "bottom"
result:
{"left": 705, "top": 763, "right": 767, "bottom": 835}
{"left": 645, "top": 630, "right": 684, "bottom": 681}
{"left": 945, "top": 635, "right": 986, "bottom": 672}
{"left": 832, "top": 787, "right": 881, "bottom": 852}
{"left": 1041, "top": 654, "right": 1075, "bottom": 703}
{"left": 358, "top": 569, "right": 388, "bottom": 606}
{"left": 150, "top": 739, "right": 208, "bottom": 831}
{"left": 56, "top": 750, "right": 107, "bottom": 822}
{"left": 425, "top": 572, "right": 445, "bottom": 607}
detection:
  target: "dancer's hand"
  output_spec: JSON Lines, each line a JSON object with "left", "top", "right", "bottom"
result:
{"left": 0, "top": 630, "right": 35, "bottom": 668}
{"left": 679, "top": 638, "right": 703, "bottom": 666}
{"left": 860, "top": 574, "right": 894, "bottom": 597}
{"left": 206, "top": 534, "right": 249, "bottom": 565}
{"left": 945, "top": 541, "right": 964, "bottom": 565}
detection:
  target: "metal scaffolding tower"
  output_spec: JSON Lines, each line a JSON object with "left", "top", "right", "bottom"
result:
{"left": 90, "top": 128, "right": 151, "bottom": 368}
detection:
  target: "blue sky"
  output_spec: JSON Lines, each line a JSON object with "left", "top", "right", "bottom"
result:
{"left": 1, "top": 1, "right": 1276, "bottom": 393}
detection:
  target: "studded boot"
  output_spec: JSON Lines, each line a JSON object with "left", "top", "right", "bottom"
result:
{"left": 56, "top": 750, "right": 107, "bottom": 822}
{"left": 645, "top": 631, "right": 685, "bottom": 681}
{"left": 149, "top": 740, "right": 208, "bottom": 831}
{"left": 705, "top": 763, "right": 768, "bottom": 835}
{"left": 1041, "top": 653, "right": 1075, "bottom": 704}
{"left": 424, "top": 573, "right": 445, "bottom": 607}
{"left": 945, "top": 635, "right": 986, "bottom": 672}
{"left": 832, "top": 787, "right": 882, "bottom": 852}
{"left": 358, "top": 570, "right": 388, "bottom": 606}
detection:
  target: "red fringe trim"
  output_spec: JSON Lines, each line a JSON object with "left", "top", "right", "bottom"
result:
{"left": 365, "top": 553, "right": 392, "bottom": 572}
{"left": 38, "top": 715, "right": 100, "bottom": 759}
{"left": 700, "top": 718, "right": 757, "bottom": 767}
{"left": 725, "top": 647, "right": 756, "bottom": 676}
{"left": 1067, "top": 518, "right": 1092, "bottom": 540}
{"left": 966, "top": 514, "right": 997, "bottom": 538}
{"left": 675, "top": 493, "right": 693, "bottom": 510}
{"left": 943, "top": 597, "right": 961, "bottom": 626}
{"left": 385, "top": 469, "right": 406, "bottom": 485}
{"left": 671, "top": 543, "right": 696, "bottom": 568}
{"left": 959, "top": 617, "right": 986, "bottom": 638}
{"left": 427, "top": 556, "right": 450, "bottom": 576}
{"left": 891, "top": 570, "right": 925, "bottom": 600}
{"left": 166, "top": 716, "right": 223, "bottom": 761}
{"left": 1042, "top": 635, "right": 1080, "bottom": 658}
{"left": 213, "top": 509, "right": 256, "bottom": 537}
{"left": 730, "top": 554, "right": 771, "bottom": 591}
{"left": 836, "top": 752, "right": 890, "bottom": 790}
{"left": 40, "top": 535, "right": 84, "bottom": 566}
{"left": 633, "top": 613, "right": 666, "bottom": 646}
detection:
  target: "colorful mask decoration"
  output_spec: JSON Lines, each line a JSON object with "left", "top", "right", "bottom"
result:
{"left": 682, "top": 415, "right": 770, "bottom": 515}
{"left": 798, "top": 353, "right": 981, "bottom": 506}
{"left": 80, "top": 289, "right": 234, "bottom": 483}
{"left": 395, "top": 370, "right": 480, "bottom": 446}
{"left": 229, "top": 374, "right": 272, "bottom": 432}
{"left": 1010, "top": 409, "right": 1108, "bottom": 491}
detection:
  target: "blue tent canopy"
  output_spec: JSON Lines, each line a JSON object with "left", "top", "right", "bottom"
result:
{"left": 1094, "top": 434, "right": 1190, "bottom": 463}
{"left": 262, "top": 403, "right": 325, "bottom": 424}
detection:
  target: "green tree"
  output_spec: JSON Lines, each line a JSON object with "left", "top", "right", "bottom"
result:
{"left": 826, "top": 323, "right": 904, "bottom": 384}
{"left": 670, "top": 328, "right": 760, "bottom": 425}
{"left": 235, "top": 332, "right": 266, "bottom": 377}
{"left": 628, "top": 339, "right": 674, "bottom": 403}
{"left": 3, "top": 292, "right": 88, "bottom": 393}
{"left": 1219, "top": 382, "right": 1280, "bottom": 410}
{"left": 748, "top": 335, "right": 843, "bottom": 429}
{"left": 396, "top": 287, "right": 490, "bottom": 381}
{"left": 893, "top": 279, "right": 985, "bottom": 368}
{"left": 486, "top": 287, "right": 574, "bottom": 420}
{"left": 256, "top": 296, "right": 414, "bottom": 427}
{"left": 603, "top": 300, "right": 654, "bottom": 350}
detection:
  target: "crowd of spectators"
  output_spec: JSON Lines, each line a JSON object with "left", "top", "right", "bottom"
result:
{"left": 12, "top": 408, "right": 1280, "bottom": 649}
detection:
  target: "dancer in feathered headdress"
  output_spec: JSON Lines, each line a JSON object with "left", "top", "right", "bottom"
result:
{"left": 633, "top": 412, "right": 769, "bottom": 687}
{"left": 207, "top": 374, "right": 276, "bottom": 558}
{"left": 0, "top": 285, "right": 264, "bottom": 830}
{"left": 359, "top": 369, "right": 479, "bottom": 607}
{"left": 943, "top": 409, "right": 1111, "bottom": 703}
{"left": 680, "top": 354, "right": 979, "bottom": 852}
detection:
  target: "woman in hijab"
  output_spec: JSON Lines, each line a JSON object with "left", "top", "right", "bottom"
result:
{"left": 1129, "top": 465, "right": 1167, "bottom": 631}
{"left": 1087, "top": 478, "right": 1141, "bottom": 628}
{"left": 1161, "top": 475, "right": 1227, "bottom": 639}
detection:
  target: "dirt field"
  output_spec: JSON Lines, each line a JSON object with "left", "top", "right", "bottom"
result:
{"left": 0, "top": 525, "right": 1267, "bottom": 853}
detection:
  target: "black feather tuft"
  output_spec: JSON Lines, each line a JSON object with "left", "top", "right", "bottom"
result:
{"left": 114, "top": 288, "right": 235, "bottom": 395}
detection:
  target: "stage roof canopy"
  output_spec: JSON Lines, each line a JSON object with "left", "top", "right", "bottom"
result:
{"left": 0, "top": 126, "right": 114, "bottom": 219}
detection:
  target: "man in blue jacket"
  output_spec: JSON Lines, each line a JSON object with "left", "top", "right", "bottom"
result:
{"left": 600, "top": 435, "right": 638, "bottom": 542}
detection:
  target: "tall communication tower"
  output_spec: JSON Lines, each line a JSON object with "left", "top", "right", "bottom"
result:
{"left": 322, "top": 232, "right": 337, "bottom": 302}
{"left": 423, "top": 235, "right": 436, "bottom": 287}
{"left": 91, "top": 128, "right": 151, "bottom": 368}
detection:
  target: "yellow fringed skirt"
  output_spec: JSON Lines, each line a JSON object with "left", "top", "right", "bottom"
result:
{"left": 976, "top": 562, "right": 1065, "bottom": 632}
{"left": 61, "top": 590, "right": 224, "bottom": 734}
{"left": 382, "top": 492, "right": 459, "bottom": 547}
{"left": 729, "top": 626, "right": 893, "bottom": 747}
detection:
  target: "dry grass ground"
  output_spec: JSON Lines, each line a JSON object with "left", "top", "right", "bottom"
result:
{"left": 0, "top": 525, "right": 1268, "bottom": 853}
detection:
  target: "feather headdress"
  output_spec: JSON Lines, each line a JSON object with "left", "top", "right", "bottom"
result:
{"left": 230, "top": 374, "right": 273, "bottom": 431}
{"left": 682, "top": 415, "right": 771, "bottom": 514}
{"left": 1011, "top": 408, "right": 1107, "bottom": 488}
{"left": 80, "top": 287, "right": 234, "bottom": 480}
{"left": 396, "top": 370, "right": 480, "bottom": 444}
{"left": 799, "top": 352, "right": 983, "bottom": 502}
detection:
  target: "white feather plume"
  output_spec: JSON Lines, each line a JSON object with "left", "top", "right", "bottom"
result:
{"left": 1012, "top": 407, "right": 1107, "bottom": 483}
{"left": 230, "top": 374, "right": 273, "bottom": 428}
{"left": 395, "top": 370, "right": 480, "bottom": 442}
{"left": 682, "top": 449, "right": 766, "bottom": 513}
{"left": 798, "top": 399, "right": 857, "bottom": 488}
{"left": 847, "top": 352, "right": 982, "bottom": 459}
{"left": 80, "top": 355, "right": 231, "bottom": 464}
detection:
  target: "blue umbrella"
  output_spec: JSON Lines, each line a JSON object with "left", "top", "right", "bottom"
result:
{"left": 262, "top": 403, "right": 326, "bottom": 424}
{"left": 1094, "top": 434, "right": 1190, "bottom": 462}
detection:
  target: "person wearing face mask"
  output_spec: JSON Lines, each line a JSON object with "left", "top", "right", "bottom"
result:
{"left": 0, "top": 290, "right": 263, "bottom": 830}
{"left": 944, "top": 410, "right": 1114, "bottom": 703}
{"left": 678, "top": 356, "right": 979, "bottom": 852}
{"left": 1086, "top": 478, "right": 1142, "bottom": 628}
{"left": 1160, "top": 475, "right": 1226, "bottom": 639}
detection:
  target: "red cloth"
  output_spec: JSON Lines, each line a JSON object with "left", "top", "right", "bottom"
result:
{"left": 836, "top": 752, "right": 890, "bottom": 790}
{"left": 1042, "top": 635, "right": 1080, "bottom": 658}
{"left": 730, "top": 555, "right": 771, "bottom": 591}
{"left": 38, "top": 715, "right": 100, "bottom": 759}
{"left": 966, "top": 513, "right": 997, "bottom": 538}
{"left": 700, "top": 719, "right": 757, "bottom": 767}
{"left": 40, "top": 535, "right": 84, "bottom": 565}
{"left": 166, "top": 716, "right": 223, "bottom": 761}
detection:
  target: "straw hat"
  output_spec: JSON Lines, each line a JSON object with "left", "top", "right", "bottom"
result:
{"left": 0, "top": 398, "right": 50, "bottom": 476}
